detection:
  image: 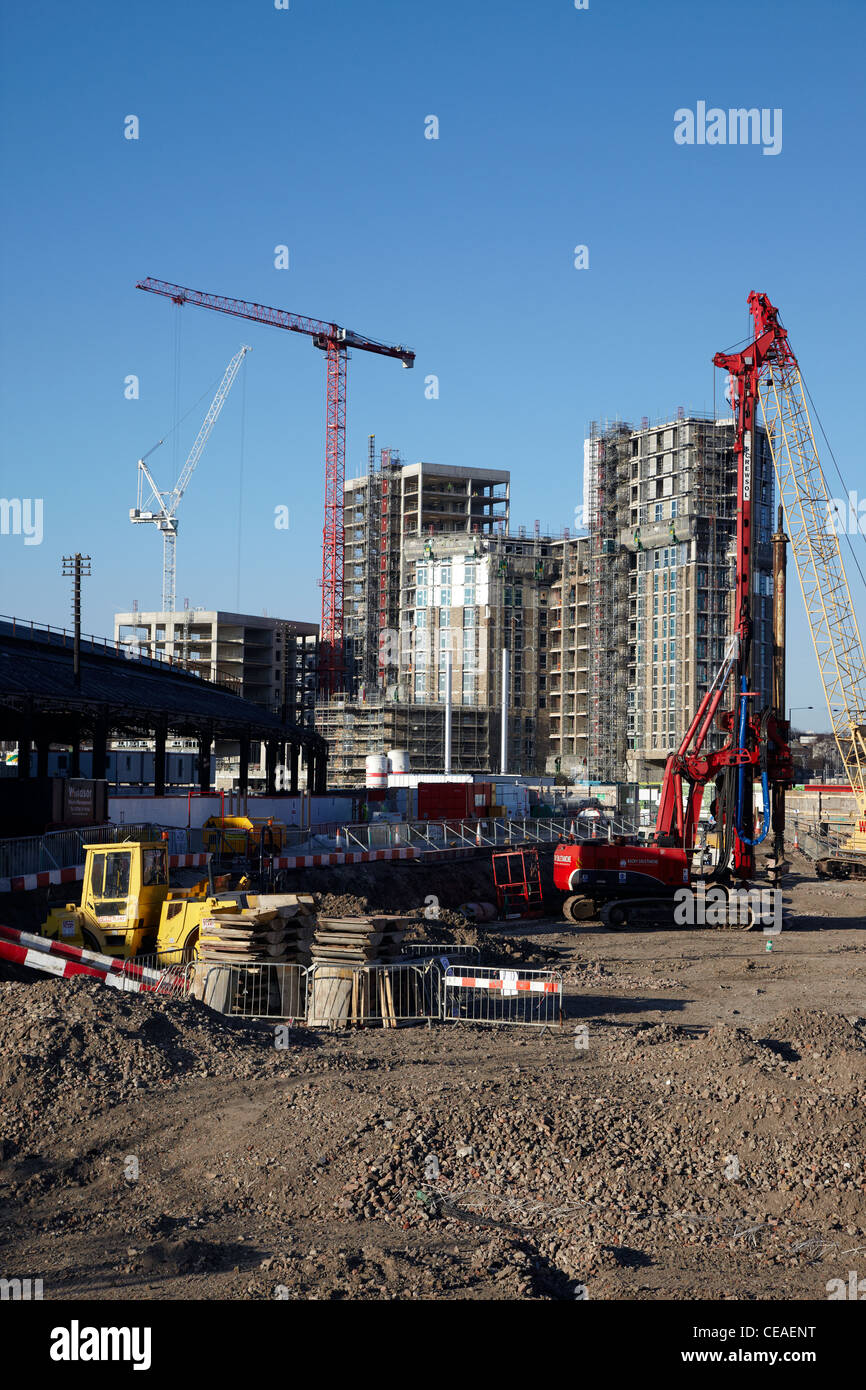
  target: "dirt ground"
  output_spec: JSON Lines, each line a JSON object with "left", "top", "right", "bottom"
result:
{"left": 1, "top": 849, "right": 864, "bottom": 1302}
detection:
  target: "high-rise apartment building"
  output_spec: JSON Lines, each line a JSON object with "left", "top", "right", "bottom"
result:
{"left": 548, "top": 415, "right": 775, "bottom": 781}
{"left": 342, "top": 455, "right": 510, "bottom": 694}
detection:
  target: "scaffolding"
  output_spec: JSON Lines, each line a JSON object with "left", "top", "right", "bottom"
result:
{"left": 314, "top": 698, "right": 495, "bottom": 781}
{"left": 587, "top": 420, "right": 630, "bottom": 782}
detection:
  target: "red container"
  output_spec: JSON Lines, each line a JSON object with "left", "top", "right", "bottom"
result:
{"left": 417, "top": 782, "right": 474, "bottom": 820}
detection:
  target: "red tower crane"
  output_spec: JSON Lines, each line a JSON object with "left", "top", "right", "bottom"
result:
{"left": 136, "top": 277, "right": 415, "bottom": 694}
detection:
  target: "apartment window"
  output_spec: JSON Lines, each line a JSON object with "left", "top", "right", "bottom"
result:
{"left": 416, "top": 564, "right": 427, "bottom": 584}
{"left": 415, "top": 609, "right": 427, "bottom": 627}
{"left": 463, "top": 607, "right": 476, "bottom": 627}
{"left": 670, "top": 497, "right": 679, "bottom": 519}
{"left": 414, "top": 672, "right": 426, "bottom": 695}
{"left": 416, "top": 588, "right": 428, "bottom": 608}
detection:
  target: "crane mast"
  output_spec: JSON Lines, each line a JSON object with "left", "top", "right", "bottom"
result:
{"left": 130, "top": 344, "right": 251, "bottom": 612}
{"left": 136, "top": 277, "right": 415, "bottom": 694}
{"left": 746, "top": 295, "right": 866, "bottom": 851}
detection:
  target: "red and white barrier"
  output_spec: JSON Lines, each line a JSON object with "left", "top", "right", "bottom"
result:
{"left": 0, "top": 851, "right": 209, "bottom": 895}
{"left": 445, "top": 973, "right": 561, "bottom": 994}
{"left": 0, "top": 924, "right": 167, "bottom": 994}
{"left": 272, "top": 847, "right": 417, "bottom": 869}
{"left": 0, "top": 841, "right": 481, "bottom": 892}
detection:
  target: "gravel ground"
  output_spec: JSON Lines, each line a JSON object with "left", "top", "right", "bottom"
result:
{"left": 0, "top": 853, "right": 863, "bottom": 1302}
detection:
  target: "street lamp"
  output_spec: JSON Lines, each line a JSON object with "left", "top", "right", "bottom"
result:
{"left": 788, "top": 704, "right": 813, "bottom": 727}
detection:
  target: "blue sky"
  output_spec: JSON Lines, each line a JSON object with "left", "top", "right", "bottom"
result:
{"left": 1, "top": 0, "right": 864, "bottom": 722}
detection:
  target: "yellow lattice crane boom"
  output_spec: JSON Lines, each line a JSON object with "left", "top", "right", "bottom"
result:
{"left": 744, "top": 293, "right": 866, "bottom": 867}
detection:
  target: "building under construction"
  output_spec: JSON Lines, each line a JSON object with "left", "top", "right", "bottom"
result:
{"left": 547, "top": 414, "right": 775, "bottom": 782}
{"left": 342, "top": 449, "right": 510, "bottom": 696}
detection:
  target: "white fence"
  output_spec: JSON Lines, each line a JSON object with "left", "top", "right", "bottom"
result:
{"left": 440, "top": 964, "right": 563, "bottom": 1028}
{"left": 91, "top": 948, "right": 562, "bottom": 1031}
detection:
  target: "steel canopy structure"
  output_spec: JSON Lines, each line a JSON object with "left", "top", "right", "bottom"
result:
{"left": 0, "top": 618, "right": 327, "bottom": 795}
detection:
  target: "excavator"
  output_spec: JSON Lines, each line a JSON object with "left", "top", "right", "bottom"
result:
{"left": 555, "top": 291, "right": 865, "bottom": 925}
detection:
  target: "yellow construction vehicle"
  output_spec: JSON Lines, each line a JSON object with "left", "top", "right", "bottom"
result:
{"left": 42, "top": 840, "right": 243, "bottom": 961}
{"left": 202, "top": 815, "right": 288, "bottom": 856}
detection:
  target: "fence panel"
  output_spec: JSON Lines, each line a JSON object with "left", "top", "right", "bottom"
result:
{"left": 109, "top": 954, "right": 192, "bottom": 999}
{"left": 401, "top": 942, "right": 481, "bottom": 964}
{"left": 440, "top": 964, "right": 563, "bottom": 1028}
{"left": 307, "top": 960, "right": 439, "bottom": 1028}
{"left": 191, "top": 962, "right": 308, "bottom": 1021}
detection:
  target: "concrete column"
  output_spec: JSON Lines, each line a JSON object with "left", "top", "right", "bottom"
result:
{"left": 315, "top": 746, "right": 327, "bottom": 794}
{"left": 17, "top": 721, "right": 32, "bottom": 779}
{"left": 197, "top": 733, "right": 212, "bottom": 793}
{"left": 289, "top": 743, "right": 299, "bottom": 794}
{"left": 500, "top": 647, "right": 509, "bottom": 774}
{"left": 238, "top": 734, "right": 250, "bottom": 797}
{"left": 444, "top": 650, "right": 452, "bottom": 775}
{"left": 69, "top": 731, "right": 81, "bottom": 778}
{"left": 36, "top": 733, "right": 50, "bottom": 779}
{"left": 153, "top": 724, "right": 166, "bottom": 797}
{"left": 265, "top": 740, "right": 278, "bottom": 795}
{"left": 91, "top": 720, "right": 108, "bottom": 781}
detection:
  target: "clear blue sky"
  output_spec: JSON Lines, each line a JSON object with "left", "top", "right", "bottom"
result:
{"left": 1, "top": 0, "right": 864, "bottom": 725}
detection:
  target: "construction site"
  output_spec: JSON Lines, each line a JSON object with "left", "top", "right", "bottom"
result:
{"left": 1, "top": 283, "right": 865, "bottom": 1315}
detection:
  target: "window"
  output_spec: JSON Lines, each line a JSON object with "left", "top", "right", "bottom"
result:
{"left": 414, "top": 672, "right": 426, "bottom": 695}
{"left": 93, "top": 851, "right": 131, "bottom": 903}
{"left": 439, "top": 588, "right": 451, "bottom": 609}
{"left": 416, "top": 588, "right": 428, "bottom": 608}
{"left": 463, "top": 607, "right": 476, "bottom": 627}
{"left": 654, "top": 503, "right": 663, "bottom": 522}
{"left": 142, "top": 849, "right": 167, "bottom": 886}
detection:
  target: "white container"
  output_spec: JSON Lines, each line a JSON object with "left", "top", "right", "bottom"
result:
{"left": 365, "top": 754, "right": 389, "bottom": 790}
{"left": 387, "top": 748, "right": 410, "bottom": 774}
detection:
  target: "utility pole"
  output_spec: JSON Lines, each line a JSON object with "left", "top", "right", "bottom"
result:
{"left": 61, "top": 554, "right": 91, "bottom": 688}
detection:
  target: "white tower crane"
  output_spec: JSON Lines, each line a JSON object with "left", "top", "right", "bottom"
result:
{"left": 130, "top": 344, "right": 251, "bottom": 611}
